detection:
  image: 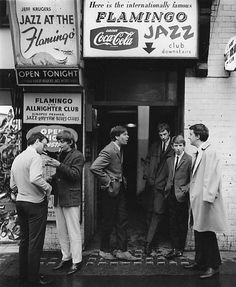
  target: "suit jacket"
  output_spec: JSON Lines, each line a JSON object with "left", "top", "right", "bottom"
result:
{"left": 165, "top": 152, "right": 192, "bottom": 202}
{"left": 190, "top": 141, "right": 227, "bottom": 233}
{"left": 143, "top": 140, "right": 174, "bottom": 214}
{"left": 143, "top": 140, "right": 174, "bottom": 190}
{"left": 52, "top": 148, "right": 84, "bottom": 207}
{"left": 90, "top": 141, "right": 123, "bottom": 195}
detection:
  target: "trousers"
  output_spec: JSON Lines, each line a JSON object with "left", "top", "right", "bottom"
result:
{"left": 16, "top": 199, "right": 48, "bottom": 282}
{"left": 100, "top": 188, "right": 128, "bottom": 252}
{"left": 55, "top": 205, "right": 82, "bottom": 264}
{"left": 167, "top": 191, "right": 188, "bottom": 251}
{"left": 194, "top": 230, "right": 221, "bottom": 268}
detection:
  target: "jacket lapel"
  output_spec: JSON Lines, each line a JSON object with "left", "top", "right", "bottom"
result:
{"left": 63, "top": 149, "right": 73, "bottom": 164}
{"left": 176, "top": 153, "right": 186, "bottom": 170}
{"left": 170, "top": 156, "right": 175, "bottom": 178}
{"left": 192, "top": 141, "right": 211, "bottom": 175}
{"left": 111, "top": 141, "right": 121, "bottom": 159}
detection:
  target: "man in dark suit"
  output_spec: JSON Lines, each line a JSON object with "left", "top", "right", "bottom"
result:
{"left": 47, "top": 130, "right": 84, "bottom": 275}
{"left": 90, "top": 125, "right": 138, "bottom": 261}
{"left": 143, "top": 123, "right": 174, "bottom": 255}
{"left": 164, "top": 135, "right": 192, "bottom": 259}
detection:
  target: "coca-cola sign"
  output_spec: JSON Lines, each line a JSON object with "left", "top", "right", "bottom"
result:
{"left": 90, "top": 26, "right": 138, "bottom": 50}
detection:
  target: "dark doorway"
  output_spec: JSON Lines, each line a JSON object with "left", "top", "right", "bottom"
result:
{"left": 91, "top": 105, "right": 181, "bottom": 249}
{"left": 149, "top": 106, "right": 179, "bottom": 144}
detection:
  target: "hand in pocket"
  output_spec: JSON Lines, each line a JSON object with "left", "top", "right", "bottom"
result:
{"left": 107, "top": 180, "right": 120, "bottom": 197}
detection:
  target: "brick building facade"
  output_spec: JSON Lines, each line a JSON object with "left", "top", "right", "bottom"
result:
{"left": 185, "top": 0, "right": 236, "bottom": 250}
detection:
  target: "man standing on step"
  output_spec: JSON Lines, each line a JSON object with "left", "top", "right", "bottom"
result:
{"left": 90, "top": 125, "right": 138, "bottom": 261}
{"left": 164, "top": 135, "right": 192, "bottom": 260}
{"left": 143, "top": 123, "right": 174, "bottom": 255}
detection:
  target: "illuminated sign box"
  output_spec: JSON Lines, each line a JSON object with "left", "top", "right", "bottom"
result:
{"left": 83, "top": 0, "right": 198, "bottom": 58}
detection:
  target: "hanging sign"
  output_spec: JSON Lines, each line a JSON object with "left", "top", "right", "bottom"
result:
{"left": 8, "top": 0, "right": 81, "bottom": 85}
{"left": 83, "top": 0, "right": 198, "bottom": 58}
{"left": 224, "top": 36, "right": 236, "bottom": 72}
{"left": 23, "top": 93, "right": 82, "bottom": 124}
{"left": 8, "top": 0, "right": 79, "bottom": 67}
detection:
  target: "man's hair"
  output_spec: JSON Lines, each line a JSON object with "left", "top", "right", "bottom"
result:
{"left": 158, "top": 123, "right": 170, "bottom": 133}
{"left": 172, "top": 135, "right": 186, "bottom": 146}
{"left": 110, "top": 125, "right": 127, "bottom": 141}
{"left": 189, "top": 124, "right": 209, "bottom": 142}
{"left": 27, "top": 132, "right": 49, "bottom": 146}
{"left": 56, "top": 130, "right": 75, "bottom": 148}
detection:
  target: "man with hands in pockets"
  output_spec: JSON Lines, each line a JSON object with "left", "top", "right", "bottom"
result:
{"left": 90, "top": 125, "right": 138, "bottom": 261}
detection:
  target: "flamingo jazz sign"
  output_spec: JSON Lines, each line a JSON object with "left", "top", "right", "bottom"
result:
{"left": 83, "top": 0, "right": 198, "bottom": 58}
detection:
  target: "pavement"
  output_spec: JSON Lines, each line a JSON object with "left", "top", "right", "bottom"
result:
{"left": 1, "top": 243, "right": 236, "bottom": 277}
{"left": 1, "top": 244, "right": 236, "bottom": 287}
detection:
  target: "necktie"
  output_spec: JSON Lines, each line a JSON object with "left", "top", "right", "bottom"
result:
{"left": 174, "top": 156, "right": 179, "bottom": 172}
{"left": 173, "top": 156, "right": 179, "bottom": 180}
{"left": 192, "top": 151, "right": 199, "bottom": 172}
{"left": 162, "top": 142, "right": 165, "bottom": 153}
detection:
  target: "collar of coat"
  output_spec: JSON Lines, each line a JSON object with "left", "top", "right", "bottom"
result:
{"left": 200, "top": 141, "right": 211, "bottom": 151}
{"left": 192, "top": 141, "right": 211, "bottom": 175}
{"left": 59, "top": 148, "right": 75, "bottom": 162}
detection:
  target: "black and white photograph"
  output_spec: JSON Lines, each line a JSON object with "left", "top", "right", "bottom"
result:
{"left": 0, "top": 0, "right": 236, "bottom": 286}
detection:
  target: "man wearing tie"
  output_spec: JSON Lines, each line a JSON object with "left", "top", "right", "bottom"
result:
{"left": 90, "top": 125, "right": 138, "bottom": 261}
{"left": 143, "top": 123, "right": 174, "bottom": 255}
{"left": 164, "top": 135, "right": 192, "bottom": 259}
{"left": 185, "top": 124, "right": 227, "bottom": 279}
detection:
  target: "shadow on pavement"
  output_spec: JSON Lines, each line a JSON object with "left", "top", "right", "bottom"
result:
{"left": 1, "top": 274, "right": 236, "bottom": 287}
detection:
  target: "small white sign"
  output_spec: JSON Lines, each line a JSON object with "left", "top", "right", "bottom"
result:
{"left": 47, "top": 195, "right": 56, "bottom": 221}
{"left": 23, "top": 93, "right": 82, "bottom": 124}
{"left": 83, "top": 0, "right": 198, "bottom": 58}
{"left": 224, "top": 36, "right": 236, "bottom": 72}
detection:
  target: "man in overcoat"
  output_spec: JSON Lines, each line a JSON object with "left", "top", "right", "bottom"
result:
{"left": 143, "top": 123, "right": 174, "bottom": 255}
{"left": 185, "top": 123, "right": 227, "bottom": 279}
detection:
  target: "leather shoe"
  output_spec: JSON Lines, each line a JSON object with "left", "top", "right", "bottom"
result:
{"left": 99, "top": 250, "right": 116, "bottom": 260}
{"left": 28, "top": 278, "right": 53, "bottom": 285}
{"left": 38, "top": 278, "right": 53, "bottom": 285}
{"left": 53, "top": 259, "right": 72, "bottom": 270}
{"left": 165, "top": 249, "right": 183, "bottom": 260}
{"left": 115, "top": 250, "right": 139, "bottom": 261}
{"left": 144, "top": 242, "right": 152, "bottom": 256}
{"left": 184, "top": 262, "right": 206, "bottom": 271}
{"left": 200, "top": 267, "right": 219, "bottom": 279}
{"left": 66, "top": 262, "right": 83, "bottom": 275}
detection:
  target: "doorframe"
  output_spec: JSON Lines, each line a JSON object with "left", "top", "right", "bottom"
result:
{"left": 83, "top": 68, "right": 185, "bottom": 246}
